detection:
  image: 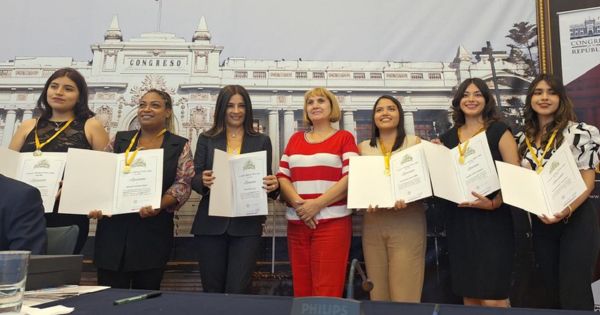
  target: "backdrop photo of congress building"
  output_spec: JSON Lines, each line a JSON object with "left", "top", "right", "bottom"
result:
{"left": 0, "top": 16, "right": 535, "bottom": 297}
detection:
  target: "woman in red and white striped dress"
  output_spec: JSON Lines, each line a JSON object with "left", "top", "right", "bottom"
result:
{"left": 277, "top": 87, "right": 358, "bottom": 297}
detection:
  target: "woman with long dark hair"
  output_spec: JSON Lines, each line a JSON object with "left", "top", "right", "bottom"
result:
{"left": 191, "top": 85, "right": 279, "bottom": 293}
{"left": 359, "top": 95, "right": 426, "bottom": 302}
{"left": 439, "top": 78, "right": 519, "bottom": 307}
{"left": 516, "top": 74, "right": 600, "bottom": 310}
{"left": 9, "top": 67, "right": 108, "bottom": 253}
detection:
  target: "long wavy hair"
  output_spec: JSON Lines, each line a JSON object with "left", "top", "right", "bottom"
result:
{"left": 450, "top": 78, "right": 500, "bottom": 128}
{"left": 369, "top": 95, "right": 406, "bottom": 152}
{"left": 203, "top": 85, "right": 258, "bottom": 138}
{"left": 518, "top": 74, "right": 577, "bottom": 157}
{"left": 36, "top": 67, "right": 94, "bottom": 121}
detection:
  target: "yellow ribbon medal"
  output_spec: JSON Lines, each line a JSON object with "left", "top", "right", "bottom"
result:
{"left": 379, "top": 139, "right": 392, "bottom": 176}
{"left": 34, "top": 118, "right": 74, "bottom": 156}
{"left": 123, "top": 129, "right": 166, "bottom": 173}
{"left": 457, "top": 127, "right": 485, "bottom": 165}
{"left": 525, "top": 130, "right": 558, "bottom": 174}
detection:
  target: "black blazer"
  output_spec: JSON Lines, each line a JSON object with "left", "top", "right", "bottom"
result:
{"left": 94, "top": 131, "right": 187, "bottom": 271}
{"left": 0, "top": 175, "right": 47, "bottom": 254}
{"left": 191, "top": 132, "right": 277, "bottom": 236}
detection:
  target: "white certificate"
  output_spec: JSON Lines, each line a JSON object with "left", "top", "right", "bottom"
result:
{"left": 348, "top": 143, "right": 432, "bottom": 209}
{"left": 422, "top": 132, "right": 500, "bottom": 204}
{"left": 0, "top": 147, "right": 66, "bottom": 213}
{"left": 59, "top": 148, "right": 163, "bottom": 215}
{"left": 496, "top": 143, "right": 586, "bottom": 217}
{"left": 209, "top": 149, "right": 268, "bottom": 217}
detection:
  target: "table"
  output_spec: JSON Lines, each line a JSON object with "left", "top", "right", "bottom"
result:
{"left": 39, "top": 289, "right": 595, "bottom": 315}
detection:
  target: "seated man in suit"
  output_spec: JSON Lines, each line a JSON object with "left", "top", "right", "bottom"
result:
{"left": 0, "top": 174, "right": 47, "bottom": 254}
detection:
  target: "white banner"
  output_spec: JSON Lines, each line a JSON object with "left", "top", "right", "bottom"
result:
{"left": 558, "top": 6, "right": 600, "bottom": 84}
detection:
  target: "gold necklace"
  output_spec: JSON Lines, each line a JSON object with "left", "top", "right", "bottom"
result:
{"left": 456, "top": 126, "right": 485, "bottom": 165}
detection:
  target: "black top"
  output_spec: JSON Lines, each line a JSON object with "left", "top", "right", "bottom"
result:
{"left": 21, "top": 118, "right": 92, "bottom": 153}
{"left": 94, "top": 130, "right": 188, "bottom": 271}
{"left": 438, "top": 120, "right": 515, "bottom": 299}
{"left": 191, "top": 132, "right": 278, "bottom": 236}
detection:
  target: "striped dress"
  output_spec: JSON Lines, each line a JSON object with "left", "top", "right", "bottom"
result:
{"left": 277, "top": 130, "right": 358, "bottom": 222}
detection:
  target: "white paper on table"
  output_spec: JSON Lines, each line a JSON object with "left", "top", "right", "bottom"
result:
{"left": 422, "top": 132, "right": 500, "bottom": 204}
{"left": 59, "top": 148, "right": 163, "bottom": 215}
{"left": 0, "top": 147, "right": 66, "bottom": 212}
{"left": 209, "top": 149, "right": 268, "bottom": 217}
{"left": 347, "top": 143, "right": 432, "bottom": 209}
{"left": 497, "top": 143, "right": 586, "bottom": 216}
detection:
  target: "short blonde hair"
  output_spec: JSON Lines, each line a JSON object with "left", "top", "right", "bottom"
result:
{"left": 303, "top": 87, "right": 341, "bottom": 126}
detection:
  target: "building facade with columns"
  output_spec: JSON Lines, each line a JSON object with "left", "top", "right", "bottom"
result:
{"left": 0, "top": 17, "right": 532, "bottom": 235}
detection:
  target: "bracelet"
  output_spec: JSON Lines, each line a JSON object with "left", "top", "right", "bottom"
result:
{"left": 566, "top": 205, "right": 574, "bottom": 218}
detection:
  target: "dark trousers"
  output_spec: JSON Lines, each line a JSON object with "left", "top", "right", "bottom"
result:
{"left": 45, "top": 213, "right": 89, "bottom": 254}
{"left": 532, "top": 201, "right": 600, "bottom": 310}
{"left": 97, "top": 268, "right": 164, "bottom": 290}
{"left": 196, "top": 234, "right": 262, "bottom": 294}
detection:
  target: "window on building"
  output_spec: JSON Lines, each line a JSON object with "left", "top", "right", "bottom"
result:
{"left": 253, "top": 71, "right": 267, "bottom": 79}
{"left": 234, "top": 71, "right": 248, "bottom": 79}
{"left": 369, "top": 72, "right": 383, "bottom": 79}
{"left": 428, "top": 73, "right": 442, "bottom": 80}
{"left": 353, "top": 72, "right": 366, "bottom": 79}
{"left": 411, "top": 73, "right": 424, "bottom": 80}
{"left": 313, "top": 72, "right": 325, "bottom": 79}
{"left": 295, "top": 72, "right": 308, "bottom": 79}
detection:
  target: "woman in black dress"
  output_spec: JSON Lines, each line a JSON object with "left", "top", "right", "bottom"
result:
{"left": 9, "top": 67, "right": 108, "bottom": 254}
{"left": 89, "top": 89, "right": 194, "bottom": 290}
{"left": 439, "top": 78, "right": 519, "bottom": 307}
{"left": 516, "top": 74, "right": 599, "bottom": 310}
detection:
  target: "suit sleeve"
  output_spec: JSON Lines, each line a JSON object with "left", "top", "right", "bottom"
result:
{"left": 191, "top": 135, "right": 210, "bottom": 196}
{"left": 7, "top": 186, "right": 47, "bottom": 254}
{"left": 263, "top": 136, "right": 280, "bottom": 200}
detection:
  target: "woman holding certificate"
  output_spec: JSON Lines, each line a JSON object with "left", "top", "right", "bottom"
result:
{"left": 191, "top": 85, "right": 279, "bottom": 293}
{"left": 439, "top": 78, "right": 519, "bottom": 307}
{"left": 9, "top": 67, "right": 109, "bottom": 254}
{"left": 277, "top": 87, "right": 359, "bottom": 297}
{"left": 358, "top": 95, "right": 426, "bottom": 302}
{"left": 516, "top": 74, "right": 600, "bottom": 310}
{"left": 90, "top": 89, "right": 194, "bottom": 290}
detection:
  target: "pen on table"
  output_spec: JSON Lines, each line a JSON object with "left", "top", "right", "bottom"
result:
{"left": 113, "top": 291, "right": 162, "bottom": 305}
{"left": 432, "top": 303, "right": 440, "bottom": 315}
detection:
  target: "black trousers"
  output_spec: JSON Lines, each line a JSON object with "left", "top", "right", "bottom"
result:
{"left": 532, "top": 200, "right": 600, "bottom": 310}
{"left": 196, "top": 234, "right": 262, "bottom": 294}
{"left": 97, "top": 268, "right": 164, "bottom": 290}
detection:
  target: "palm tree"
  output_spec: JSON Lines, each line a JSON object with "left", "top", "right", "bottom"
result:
{"left": 506, "top": 22, "right": 538, "bottom": 76}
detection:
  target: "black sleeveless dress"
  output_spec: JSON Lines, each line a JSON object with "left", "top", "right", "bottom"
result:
{"left": 21, "top": 118, "right": 92, "bottom": 254}
{"left": 439, "top": 121, "right": 515, "bottom": 299}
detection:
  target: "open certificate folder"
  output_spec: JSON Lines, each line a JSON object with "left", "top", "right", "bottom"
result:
{"left": 422, "top": 132, "right": 500, "bottom": 204}
{"left": 59, "top": 148, "right": 163, "bottom": 215}
{"left": 496, "top": 144, "right": 586, "bottom": 217}
{"left": 347, "top": 143, "right": 432, "bottom": 209}
{"left": 209, "top": 149, "right": 268, "bottom": 217}
{"left": 0, "top": 147, "right": 66, "bottom": 212}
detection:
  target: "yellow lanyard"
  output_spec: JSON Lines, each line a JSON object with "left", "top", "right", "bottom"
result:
{"left": 525, "top": 130, "right": 558, "bottom": 174}
{"left": 33, "top": 118, "right": 74, "bottom": 156}
{"left": 457, "top": 126, "right": 485, "bottom": 165}
{"left": 123, "top": 129, "right": 166, "bottom": 173}
{"left": 379, "top": 138, "right": 392, "bottom": 176}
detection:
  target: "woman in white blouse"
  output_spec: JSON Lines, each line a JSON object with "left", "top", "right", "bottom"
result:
{"left": 516, "top": 74, "right": 600, "bottom": 310}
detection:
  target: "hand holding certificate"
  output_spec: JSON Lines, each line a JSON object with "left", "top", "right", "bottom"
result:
{"left": 422, "top": 131, "right": 500, "bottom": 204}
{"left": 209, "top": 149, "right": 268, "bottom": 217}
{"left": 0, "top": 147, "right": 66, "bottom": 212}
{"left": 59, "top": 148, "right": 163, "bottom": 215}
{"left": 348, "top": 143, "right": 432, "bottom": 209}
{"left": 496, "top": 143, "right": 586, "bottom": 217}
